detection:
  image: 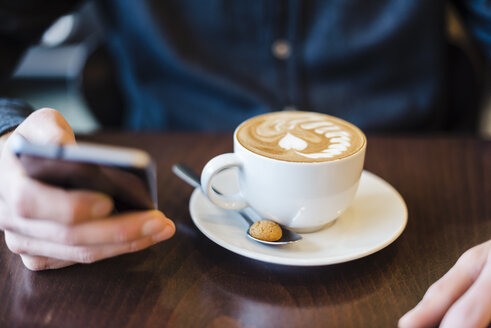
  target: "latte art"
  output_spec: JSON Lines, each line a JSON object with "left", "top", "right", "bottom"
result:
{"left": 237, "top": 112, "right": 365, "bottom": 162}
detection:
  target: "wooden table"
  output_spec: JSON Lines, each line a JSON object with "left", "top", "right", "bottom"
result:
{"left": 1, "top": 134, "right": 490, "bottom": 327}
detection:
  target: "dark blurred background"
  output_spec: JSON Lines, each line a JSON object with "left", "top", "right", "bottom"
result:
{"left": 2, "top": 2, "right": 491, "bottom": 136}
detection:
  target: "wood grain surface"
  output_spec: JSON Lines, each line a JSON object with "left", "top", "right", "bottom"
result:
{"left": 0, "top": 133, "right": 490, "bottom": 328}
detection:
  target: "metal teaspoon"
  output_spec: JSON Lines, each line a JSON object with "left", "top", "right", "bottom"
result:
{"left": 172, "top": 163, "right": 302, "bottom": 245}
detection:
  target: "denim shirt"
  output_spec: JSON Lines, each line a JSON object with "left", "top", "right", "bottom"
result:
{"left": 1, "top": 0, "right": 490, "bottom": 133}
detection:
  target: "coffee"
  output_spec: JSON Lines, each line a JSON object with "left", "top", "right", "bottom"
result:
{"left": 202, "top": 110, "right": 367, "bottom": 231}
{"left": 236, "top": 111, "right": 365, "bottom": 162}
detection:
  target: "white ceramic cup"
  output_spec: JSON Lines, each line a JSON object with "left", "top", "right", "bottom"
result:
{"left": 201, "top": 121, "right": 366, "bottom": 233}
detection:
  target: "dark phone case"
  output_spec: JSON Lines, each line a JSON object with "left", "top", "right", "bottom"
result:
{"left": 18, "top": 154, "right": 156, "bottom": 212}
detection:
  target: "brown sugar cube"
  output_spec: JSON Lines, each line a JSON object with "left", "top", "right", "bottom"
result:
{"left": 249, "top": 220, "right": 283, "bottom": 242}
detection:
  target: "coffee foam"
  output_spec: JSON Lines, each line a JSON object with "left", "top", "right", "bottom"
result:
{"left": 236, "top": 112, "right": 365, "bottom": 162}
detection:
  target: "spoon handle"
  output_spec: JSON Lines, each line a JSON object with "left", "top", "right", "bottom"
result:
{"left": 172, "top": 164, "right": 255, "bottom": 225}
{"left": 172, "top": 163, "right": 201, "bottom": 189}
{"left": 173, "top": 163, "right": 302, "bottom": 244}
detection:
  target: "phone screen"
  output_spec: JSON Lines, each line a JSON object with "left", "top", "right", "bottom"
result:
{"left": 12, "top": 137, "right": 157, "bottom": 212}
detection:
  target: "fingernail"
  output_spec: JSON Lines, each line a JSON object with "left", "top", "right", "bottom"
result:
{"left": 152, "top": 223, "right": 175, "bottom": 243}
{"left": 92, "top": 196, "right": 113, "bottom": 217}
{"left": 141, "top": 218, "right": 167, "bottom": 237}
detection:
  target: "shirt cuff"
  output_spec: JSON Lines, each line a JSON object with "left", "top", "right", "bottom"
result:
{"left": 0, "top": 98, "right": 34, "bottom": 136}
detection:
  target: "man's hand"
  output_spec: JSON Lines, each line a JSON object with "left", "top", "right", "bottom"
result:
{"left": 0, "top": 108, "right": 175, "bottom": 270}
{"left": 399, "top": 239, "right": 491, "bottom": 328}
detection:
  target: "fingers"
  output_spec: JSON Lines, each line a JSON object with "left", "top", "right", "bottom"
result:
{"left": 1, "top": 197, "right": 176, "bottom": 270}
{"left": 4, "top": 219, "right": 174, "bottom": 264}
{"left": 399, "top": 261, "right": 477, "bottom": 327}
{"left": 0, "top": 108, "right": 91, "bottom": 225}
{"left": 13, "top": 108, "right": 75, "bottom": 145}
{"left": 4, "top": 177, "right": 113, "bottom": 224}
{"left": 19, "top": 255, "right": 76, "bottom": 271}
{"left": 0, "top": 108, "right": 176, "bottom": 271}
{"left": 399, "top": 240, "right": 490, "bottom": 328}
{"left": 5, "top": 209, "right": 174, "bottom": 246}
{"left": 0, "top": 199, "right": 9, "bottom": 230}
{"left": 439, "top": 242, "right": 491, "bottom": 328}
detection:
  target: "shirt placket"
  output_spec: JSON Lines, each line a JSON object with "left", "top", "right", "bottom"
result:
{"left": 272, "top": 0, "right": 300, "bottom": 112}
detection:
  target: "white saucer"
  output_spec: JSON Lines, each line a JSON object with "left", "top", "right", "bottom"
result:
{"left": 189, "top": 170, "right": 407, "bottom": 266}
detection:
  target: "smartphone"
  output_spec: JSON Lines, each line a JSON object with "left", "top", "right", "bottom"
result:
{"left": 9, "top": 135, "right": 158, "bottom": 212}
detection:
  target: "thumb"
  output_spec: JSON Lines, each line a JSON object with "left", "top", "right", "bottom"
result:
{"left": 13, "top": 108, "right": 76, "bottom": 145}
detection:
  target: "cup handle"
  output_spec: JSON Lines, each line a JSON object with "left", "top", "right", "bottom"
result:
{"left": 201, "top": 153, "right": 248, "bottom": 210}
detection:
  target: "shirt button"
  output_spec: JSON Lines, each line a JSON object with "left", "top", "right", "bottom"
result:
{"left": 272, "top": 39, "right": 291, "bottom": 60}
{"left": 282, "top": 105, "right": 297, "bottom": 112}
